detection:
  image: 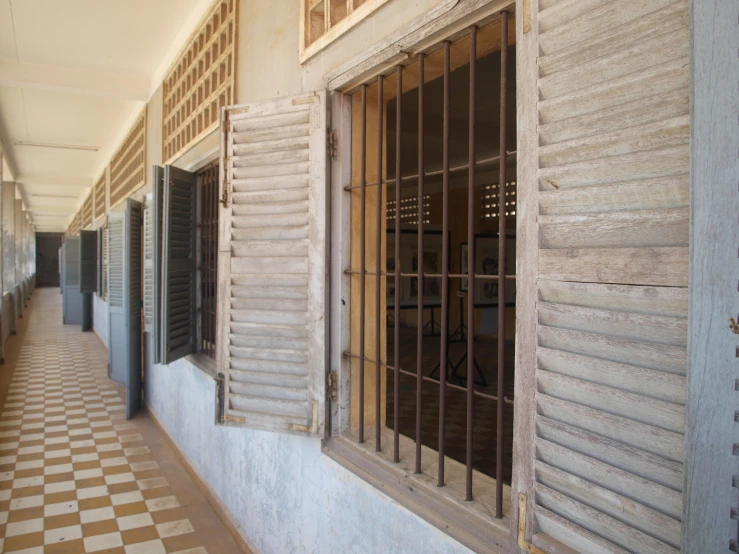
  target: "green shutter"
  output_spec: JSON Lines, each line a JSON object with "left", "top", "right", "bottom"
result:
{"left": 161, "top": 165, "right": 197, "bottom": 364}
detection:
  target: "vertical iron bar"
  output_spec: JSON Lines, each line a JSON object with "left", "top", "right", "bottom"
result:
{"left": 393, "top": 65, "right": 402, "bottom": 464}
{"left": 438, "top": 41, "right": 450, "bottom": 488}
{"left": 495, "top": 10, "right": 509, "bottom": 519}
{"left": 205, "top": 172, "right": 209, "bottom": 355}
{"left": 415, "top": 53, "right": 425, "bottom": 475}
{"left": 375, "top": 75, "right": 384, "bottom": 452}
{"left": 466, "top": 25, "right": 477, "bottom": 502}
{"left": 359, "top": 84, "right": 367, "bottom": 444}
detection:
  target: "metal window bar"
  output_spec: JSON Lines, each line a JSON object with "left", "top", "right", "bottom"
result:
{"left": 350, "top": 15, "right": 512, "bottom": 518}
{"left": 199, "top": 164, "right": 219, "bottom": 359}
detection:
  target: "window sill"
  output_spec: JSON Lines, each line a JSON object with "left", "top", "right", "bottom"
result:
{"left": 323, "top": 431, "right": 511, "bottom": 553}
{"left": 185, "top": 353, "right": 218, "bottom": 379}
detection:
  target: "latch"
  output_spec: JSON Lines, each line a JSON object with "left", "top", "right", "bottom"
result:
{"left": 730, "top": 318, "right": 739, "bottom": 335}
{"left": 328, "top": 130, "right": 338, "bottom": 160}
{"left": 327, "top": 371, "right": 338, "bottom": 403}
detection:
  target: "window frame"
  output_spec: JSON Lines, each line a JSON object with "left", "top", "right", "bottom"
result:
{"left": 299, "top": 0, "right": 392, "bottom": 64}
{"left": 179, "top": 151, "right": 221, "bottom": 377}
{"left": 323, "top": 1, "right": 519, "bottom": 551}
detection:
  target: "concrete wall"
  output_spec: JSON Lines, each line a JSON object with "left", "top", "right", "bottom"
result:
{"left": 147, "top": 356, "right": 470, "bottom": 554}
{"left": 93, "top": 294, "right": 108, "bottom": 348}
{"left": 131, "top": 1, "right": 472, "bottom": 552}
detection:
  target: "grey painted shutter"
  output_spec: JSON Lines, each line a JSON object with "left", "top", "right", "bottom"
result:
{"left": 144, "top": 195, "right": 154, "bottom": 332}
{"left": 144, "top": 166, "right": 164, "bottom": 363}
{"left": 96, "top": 227, "right": 103, "bottom": 296}
{"left": 62, "top": 236, "right": 84, "bottom": 325}
{"left": 102, "top": 224, "right": 108, "bottom": 301}
{"left": 161, "top": 165, "right": 197, "bottom": 364}
{"left": 216, "top": 92, "right": 327, "bottom": 437}
{"left": 79, "top": 230, "right": 98, "bottom": 294}
{"left": 106, "top": 202, "right": 142, "bottom": 419}
{"left": 514, "top": 2, "right": 689, "bottom": 553}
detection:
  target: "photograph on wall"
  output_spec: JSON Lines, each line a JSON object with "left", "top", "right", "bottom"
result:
{"left": 407, "top": 231, "right": 443, "bottom": 305}
{"left": 474, "top": 234, "right": 516, "bottom": 306}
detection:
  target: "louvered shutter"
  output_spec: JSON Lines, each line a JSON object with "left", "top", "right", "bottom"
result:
{"left": 107, "top": 201, "right": 142, "bottom": 419}
{"left": 514, "top": 2, "right": 689, "bottom": 553}
{"left": 161, "top": 165, "right": 197, "bottom": 364}
{"left": 62, "top": 236, "right": 84, "bottom": 325}
{"left": 102, "top": 224, "right": 108, "bottom": 300}
{"left": 144, "top": 166, "right": 164, "bottom": 364}
{"left": 96, "top": 227, "right": 103, "bottom": 296}
{"left": 79, "top": 230, "right": 98, "bottom": 294}
{"left": 216, "top": 92, "right": 327, "bottom": 437}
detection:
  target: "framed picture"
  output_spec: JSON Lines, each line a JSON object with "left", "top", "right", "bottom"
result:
{"left": 386, "top": 229, "right": 446, "bottom": 307}
{"left": 474, "top": 234, "right": 516, "bottom": 306}
{"left": 460, "top": 243, "right": 469, "bottom": 292}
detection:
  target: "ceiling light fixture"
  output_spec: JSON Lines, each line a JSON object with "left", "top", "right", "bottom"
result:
{"left": 13, "top": 141, "right": 99, "bottom": 152}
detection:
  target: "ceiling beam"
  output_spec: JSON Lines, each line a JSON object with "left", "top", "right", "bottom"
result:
{"left": 0, "top": 60, "right": 150, "bottom": 101}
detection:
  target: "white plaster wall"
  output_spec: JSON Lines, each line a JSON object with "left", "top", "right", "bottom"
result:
{"left": 93, "top": 295, "right": 108, "bottom": 347}
{"left": 146, "top": 359, "right": 471, "bottom": 554}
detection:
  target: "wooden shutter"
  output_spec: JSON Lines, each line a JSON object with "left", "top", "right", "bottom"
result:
{"left": 161, "top": 165, "right": 197, "bottom": 364}
{"left": 107, "top": 202, "right": 143, "bottom": 418}
{"left": 216, "top": 92, "right": 327, "bottom": 437}
{"left": 108, "top": 215, "right": 124, "bottom": 310}
{"left": 102, "top": 224, "right": 108, "bottom": 300}
{"left": 65, "top": 235, "right": 80, "bottom": 288}
{"left": 79, "top": 230, "right": 98, "bottom": 294}
{"left": 514, "top": 1, "right": 689, "bottom": 553}
{"left": 144, "top": 166, "right": 164, "bottom": 363}
{"left": 96, "top": 227, "right": 104, "bottom": 296}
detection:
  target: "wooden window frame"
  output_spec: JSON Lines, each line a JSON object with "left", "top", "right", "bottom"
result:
{"left": 300, "top": 0, "right": 392, "bottom": 63}
{"left": 323, "top": 2, "right": 517, "bottom": 552}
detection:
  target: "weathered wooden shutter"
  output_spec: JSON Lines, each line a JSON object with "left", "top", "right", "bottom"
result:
{"left": 107, "top": 201, "right": 142, "bottom": 419}
{"left": 96, "top": 227, "right": 103, "bottom": 296}
{"left": 514, "top": 1, "right": 689, "bottom": 553}
{"left": 216, "top": 92, "right": 327, "bottom": 436}
{"left": 161, "top": 165, "right": 197, "bottom": 364}
{"left": 79, "top": 229, "right": 98, "bottom": 294}
{"left": 144, "top": 166, "right": 164, "bottom": 363}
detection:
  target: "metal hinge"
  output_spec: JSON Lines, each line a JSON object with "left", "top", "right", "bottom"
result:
{"left": 327, "top": 371, "right": 338, "bottom": 403}
{"left": 220, "top": 167, "right": 230, "bottom": 208}
{"left": 328, "top": 130, "right": 338, "bottom": 160}
{"left": 215, "top": 372, "right": 226, "bottom": 424}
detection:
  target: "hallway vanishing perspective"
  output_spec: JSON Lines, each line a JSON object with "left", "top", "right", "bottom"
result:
{"left": 0, "top": 289, "right": 243, "bottom": 554}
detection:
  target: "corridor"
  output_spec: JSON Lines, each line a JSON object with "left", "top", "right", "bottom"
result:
{"left": 0, "top": 289, "right": 243, "bottom": 554}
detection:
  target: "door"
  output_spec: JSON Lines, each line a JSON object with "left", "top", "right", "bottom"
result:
{"left": 107, "top": 200, "right": 143, "bottom": 418}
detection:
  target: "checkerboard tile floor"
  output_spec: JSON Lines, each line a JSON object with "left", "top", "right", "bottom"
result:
{"left": 0, "top": 291, "right": 235, "bottom": 554}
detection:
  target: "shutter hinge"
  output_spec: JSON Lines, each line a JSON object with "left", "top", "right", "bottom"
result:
{"left": 327, "top": 371, "right": 338, "bottom": 403}
{"left": 215, "top": 372, "right": 226, "bottom": 424}
{"left": 328, "top": 130, "right": 338, "bottom": 160}
{"left": 517, "top": 494, "right": 547, "bottom": 554}
{"left": 220, "top": 170, "right": 230, "bottom": 208}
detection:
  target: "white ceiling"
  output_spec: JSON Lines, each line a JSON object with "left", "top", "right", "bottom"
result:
{"left": 0, "top": 0, "right": 213, "bottom": 231}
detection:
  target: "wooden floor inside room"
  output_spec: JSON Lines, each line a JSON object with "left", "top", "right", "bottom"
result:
{"left": 0, "top": 288, "right": 245, "bottom": 554}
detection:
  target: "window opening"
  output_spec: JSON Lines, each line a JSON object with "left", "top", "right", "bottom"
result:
{"left": 198, "top": 163, "right": 219, "bottom": 358}
{"left": 345, "top": 13, "right": 516, "bottom": 517}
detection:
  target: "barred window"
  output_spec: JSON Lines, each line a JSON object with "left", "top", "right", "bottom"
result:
{"left": 197, "top": 164, "right": 219, "bottom": 358}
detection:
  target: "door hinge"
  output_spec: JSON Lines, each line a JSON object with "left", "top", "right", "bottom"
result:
{"left": 328, "top": 130, "right": 338, "bottom": 160}
{"left": 327, "top": 371, "right": 338, "bottom": 403}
